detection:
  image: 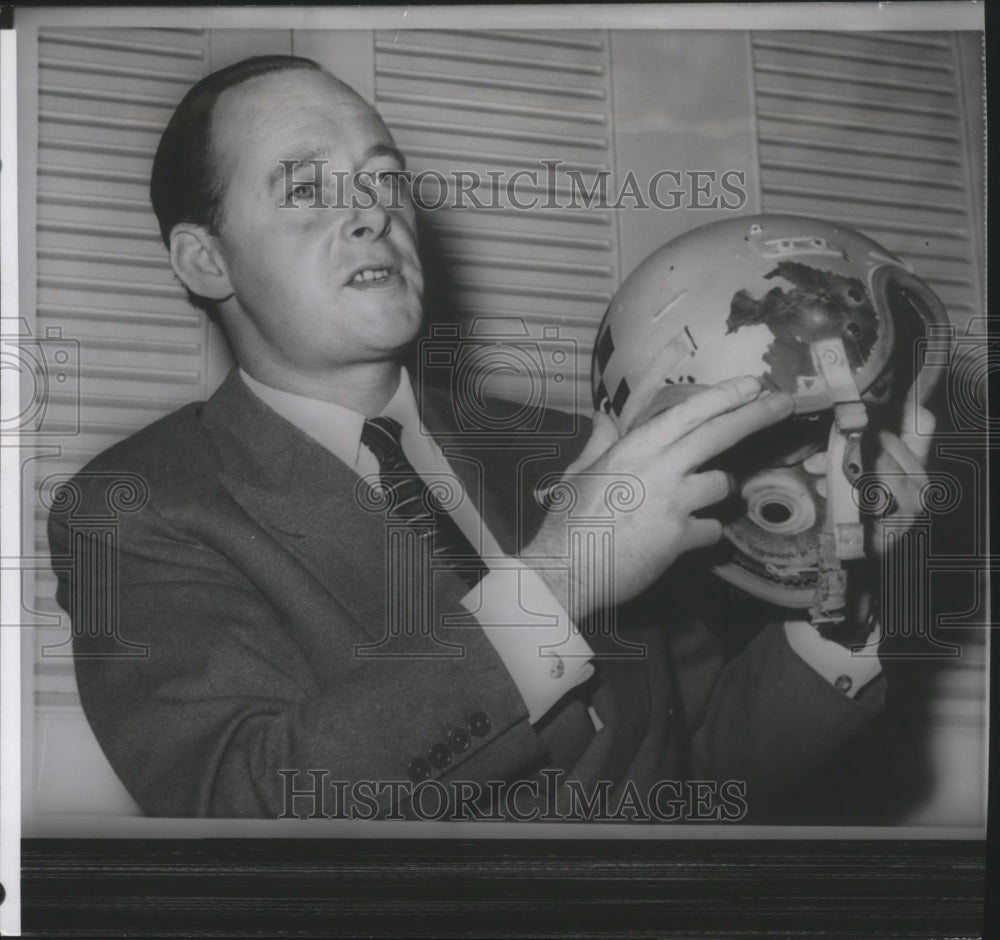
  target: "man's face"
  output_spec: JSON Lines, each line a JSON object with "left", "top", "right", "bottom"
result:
{"left": 208, "top": 69, "right": 424, "bottom": 379}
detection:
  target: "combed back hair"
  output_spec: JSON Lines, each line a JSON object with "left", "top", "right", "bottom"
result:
{"left": 150, "top": 54, "right": 323, "bottom": 245}
{"left": 149, "top": 55, "right": 324, "bottom": 313}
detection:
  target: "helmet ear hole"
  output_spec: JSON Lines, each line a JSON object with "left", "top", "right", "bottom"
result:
{"left": 760, "top": 501, "right": 792, "bottom": 524}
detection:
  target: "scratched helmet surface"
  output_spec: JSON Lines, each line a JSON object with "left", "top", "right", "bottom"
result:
{"left": 591, "top": 214, "right": 949, "bottom": 611}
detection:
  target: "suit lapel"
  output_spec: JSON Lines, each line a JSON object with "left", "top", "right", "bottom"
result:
{"left": 204, "top": 370, "right": 391, "bottom": 641}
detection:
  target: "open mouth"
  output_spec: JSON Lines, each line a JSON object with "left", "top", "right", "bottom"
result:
{"left": 349, "top": 266, "right": 397, "bottom": 285}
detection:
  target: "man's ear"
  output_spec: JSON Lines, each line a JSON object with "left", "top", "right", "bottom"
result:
{"left": 169, "top": 224, "right": 234, "bottom": 302}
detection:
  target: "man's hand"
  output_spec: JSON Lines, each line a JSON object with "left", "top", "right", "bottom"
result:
{"left": 801, "top": 391, "right": 936, "bottom": 646}
{"left": 523, "top": 376, "right": 794, "bottom": 621}
{"left": 868, "top": 393, "right": 936, "bottom": 556}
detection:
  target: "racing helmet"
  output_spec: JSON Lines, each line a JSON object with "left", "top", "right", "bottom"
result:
{"left": 591, "top": 214, "right": 949, "bottom": 621}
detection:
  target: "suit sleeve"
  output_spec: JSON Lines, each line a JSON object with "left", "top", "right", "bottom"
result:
{"left": 51, "top": 491, "right": 549, "bottom": 819}
{"left": 675, "top": 618, "right": 886, "bottom": 798}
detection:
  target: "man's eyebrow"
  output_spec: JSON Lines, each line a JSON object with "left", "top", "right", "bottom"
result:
{"left": 268, "top": 148, "right": 332, "bottom": 192}
{"left": 361, "top": 143, "right": 407, "bottom": 169}
{"left": 267, "top": 144, "right": 407, "bottom": 192}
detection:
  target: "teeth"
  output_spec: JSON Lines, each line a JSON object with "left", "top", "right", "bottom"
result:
{"left": 352, "top": 268, "right": 391, "bottom": 283}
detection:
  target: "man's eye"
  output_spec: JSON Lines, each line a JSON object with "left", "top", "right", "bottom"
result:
{"left": 291, "top": 183, "right": 315, "bottom": 200}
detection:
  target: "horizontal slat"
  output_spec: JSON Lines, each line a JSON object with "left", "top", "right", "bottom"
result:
{"left": 78, "top": 363, "right": 201, "bottom": 384}
{"left": 67, "top": 334, "right": 202, "bottom": 357}
{"left": 39, "top": 83, "right": 181, "bottom": 110}
{"left": 386, "top": 115, "right": 609, "bottom": 150}
{"left": 759, "top": 158, "right": 965, "bottom": 191}
{"left": 38, "top": 220, "right": 162, "bottom": 243}
{"left": 752, "top": 36, "right": 955, "bottom": 73}
{"left": 43, "top": 389, "right": 195, "bottom": 413}
{"left": 446, "top": 253, "right": 614, "bottom": 278}
{"left": 377, "top": 90, "right": 606, "bottom": 126}
{"left": 374, "top": 39, "right": 605, "bottom": 76}
{"left": 756, "top": 108, "right": 961, "bottom": 144}
{"left": 759, "top": 183, "right": 967, "bottom": 216}
{"left": 37, "top": 303, "right": 200, "bottom": 329}
{"left": 757, "top": 206, "right": 970, "bottom": 240}
{"left": 419, "top": 202, "right": 613, "bottom": 226}
{"left": 376, "top": 65, "right": 605, "bottom": 101}
{"left": 39, "top": 245, "right": 171, "bottom": 269}
{"left": 758, "top": 134, "right": 962, "bottom": 167}
{"left": 774, "top": 30, "right": 953, "bottom": 53}
{"left": 39, "top": 135, "right": 159, "bottom": 161}
{"left": 38, "top": 273, "right": 184, "bottom": 298}
{"left": 437, "top": 29, "right": 606, "bottom": 51}
{"left": 38, "top": 55, "right": 198, "bottom": 85}
{"left": 39, "top": 30, "right": 206, "bottom": 60}
{"left": 755, "top": 85, "right": 959, "bottom": 121}
{"left": 436, "top": 227, "right": 612, "bottom": 252}
{"left": 403, "top": 144, "right": 609, "bottom": 175}
{"left": 38, "top": 108, "right": 166, "bottom": 134}
{"left": 452, "top": 279, "right": 612, "bottom": 303}
{"left": 753, "top": 62, "right": 955, "bottom": 97}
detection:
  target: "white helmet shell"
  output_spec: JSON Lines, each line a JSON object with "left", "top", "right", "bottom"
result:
{"left": 592, "top": 214, "right": 948, "bottom": 433}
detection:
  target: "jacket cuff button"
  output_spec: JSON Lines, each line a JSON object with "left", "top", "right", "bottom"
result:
{"left": 468, "top": 711, "right": 491, "bottom": 737}
{"left": 448, "top": 727, "right": 471, "bottom": 752}
{"left": 429, "top": 743, "right": 452, "bottom": 768}
{"left": 407, "top": 757, "right": 431, "bottom": 782}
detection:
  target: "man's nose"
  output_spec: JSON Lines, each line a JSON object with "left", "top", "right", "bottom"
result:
{"left": 343, "top": 201, "right": 392, "bottom": 242}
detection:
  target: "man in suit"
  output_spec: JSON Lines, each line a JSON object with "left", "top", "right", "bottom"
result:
{"left": 49, "top": 55, "right": 920, "bottom": 819}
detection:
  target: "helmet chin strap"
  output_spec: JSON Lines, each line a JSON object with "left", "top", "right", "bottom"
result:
{"left": 809, "top": 337, "right": 868, "bottom": 626}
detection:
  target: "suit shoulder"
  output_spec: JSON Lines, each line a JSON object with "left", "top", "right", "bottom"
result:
{"left": 51, "top": 400, "right": 222, "bottom": 524}
{"left": 80, "top": 400, "right": 216, "bottom": 479}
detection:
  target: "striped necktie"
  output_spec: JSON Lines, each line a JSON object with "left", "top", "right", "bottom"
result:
{"left": 361, "top": 416, "right": 488, "bottom": 590}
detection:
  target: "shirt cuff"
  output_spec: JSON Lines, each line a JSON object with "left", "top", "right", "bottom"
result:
{"left": 461, "top": 562, "right": 595, "bottom": 724}
{"left": 783, "top": 620, "right": 882, "bottom": 698}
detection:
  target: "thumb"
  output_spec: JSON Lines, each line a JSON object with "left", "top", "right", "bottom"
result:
{"left": 565, "top": 410, "right": 621, "bottom": 475}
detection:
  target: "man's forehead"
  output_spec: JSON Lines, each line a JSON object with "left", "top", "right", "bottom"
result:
{"left": 210, "top": 68, "right": 390, "bottom": 175}
{"left": 216, "top": 67, "right": 377, "bottom": 123}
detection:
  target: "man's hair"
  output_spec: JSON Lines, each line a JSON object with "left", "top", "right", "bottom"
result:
{"left": 149, "top": 54, "right": 323, "bottom": 313}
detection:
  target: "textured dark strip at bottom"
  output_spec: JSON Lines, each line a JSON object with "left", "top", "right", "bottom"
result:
{"left": 20, "top": 838, "right": 985, "bottom": 938}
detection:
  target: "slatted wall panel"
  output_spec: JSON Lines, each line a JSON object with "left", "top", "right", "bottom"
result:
{"left": 753, "top": 30, "right": 986, "bottom": 824}
{"left": 32, "top": 28, "right": 211, "bottom": 707}
{"left": 753, "top": 30, "right": 982, "bottom": 331}
{"left": 373, "top": 29, "right": 617, "bottom": 412}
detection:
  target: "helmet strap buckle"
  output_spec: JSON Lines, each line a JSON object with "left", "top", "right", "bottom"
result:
{"left": 808, "top": 338, "right": 869, "bottom": 626}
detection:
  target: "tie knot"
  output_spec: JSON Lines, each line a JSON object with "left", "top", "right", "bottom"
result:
{"left": 361, "top": 416, "right": 406, "bottom": 466}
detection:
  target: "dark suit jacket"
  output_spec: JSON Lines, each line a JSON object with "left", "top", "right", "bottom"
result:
{"left": 50, "top": 369, "right": 884, "bottom": 818}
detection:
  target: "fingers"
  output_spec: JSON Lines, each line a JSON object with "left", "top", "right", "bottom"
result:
{"left": 674, "top": 390, "right": 795, "bottom": 470}
{"left": 899, "top": 400, "right": 935, "bottom": 463}
{"left": 638, "top": 375, "right": 765, "bottom": 450}
{"left": 877, "top": 430, "right": 929, "bottom": 485}
{"left": 684, "top": 468, "right": 735, "bottom": 511}
{"left": 679, "top": 517, "right": 724, "bottom": 553}
{"left": 565, "top": 410, "right": 621, "bottom": 476}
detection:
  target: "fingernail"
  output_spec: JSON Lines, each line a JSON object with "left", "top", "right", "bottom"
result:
{"left": 766, "top": 391, "right": 794, "bottom": 413}
{"left": 737, "top": 376, "right": 760, "bottom": 396}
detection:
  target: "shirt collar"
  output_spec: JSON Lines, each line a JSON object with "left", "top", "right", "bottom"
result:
{"left": 238, "top": 366, "right": 423, "bottom": 472}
